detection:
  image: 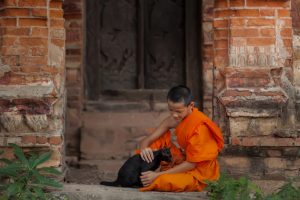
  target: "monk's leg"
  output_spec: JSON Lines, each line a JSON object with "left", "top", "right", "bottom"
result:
{"left": 140, "top": 173, "right": 206, "bottom": 192}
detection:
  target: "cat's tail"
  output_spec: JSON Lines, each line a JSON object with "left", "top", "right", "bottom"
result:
{"left": 100, "top": 180, "right": 119, "bottom": 187}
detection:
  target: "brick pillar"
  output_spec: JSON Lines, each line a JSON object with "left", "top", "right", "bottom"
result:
{"left": 63, "top": 0, "right": 83, "bottom": 162}
{"left": 214, "top": 0, "right": 299, "bottom": 179}
{"left": 0, "top": 0, "right": 65, "bottom": 168}
{"left": 202, "top": 0, "right": 215, "bottom": 117}
{"left": 293, "top": 1, "right": 300, "bottom": 128}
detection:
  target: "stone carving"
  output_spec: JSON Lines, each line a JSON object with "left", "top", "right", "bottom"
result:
{"left": 0, "top": 113, "right": 23, "bottom": 132}
{"left": 229, "top": 46, "right": 277, "bottom": 67}
{"left": 25, "top": 114, "right": 48, "bottom": 131}
{"left": 0, "top": 60, "right": 11, "bottom": 77}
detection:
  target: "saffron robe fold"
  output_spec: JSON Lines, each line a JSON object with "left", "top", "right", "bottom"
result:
{"left": 140, "top": 108, "right": 224, "bottom": 192}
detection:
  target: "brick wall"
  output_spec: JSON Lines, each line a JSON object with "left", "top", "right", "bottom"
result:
{"left": 202, "top": 0, "right": 215, "bottom": 118}
{"left": 214, "top": 0, "right": 299, "bottom": 179}
{"left": 0, "top": 0, "right": 65, "bottom": 168}
{"left": 63, "top": 0, "right": 83, "bottom": 161}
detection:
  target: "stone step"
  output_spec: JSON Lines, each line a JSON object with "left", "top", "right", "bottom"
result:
{"left": 59, "top": 184, "right": 208, "bottom": 200}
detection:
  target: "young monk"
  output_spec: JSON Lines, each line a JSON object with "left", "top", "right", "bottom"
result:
{"left": 138, "top": 85, "right": 224, "bottom": 192}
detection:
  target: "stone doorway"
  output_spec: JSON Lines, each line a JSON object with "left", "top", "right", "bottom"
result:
{"left": 73, "top": 0, "right": 202, "bottom": 182}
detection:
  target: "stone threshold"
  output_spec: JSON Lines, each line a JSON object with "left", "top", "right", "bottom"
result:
{"left": 58, "top": 184, "right": 207, "bottom": 200}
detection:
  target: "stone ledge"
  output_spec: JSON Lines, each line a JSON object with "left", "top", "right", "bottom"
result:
{"left": 219, "top": 89, "right": 288, "bottom": 117}
{"left": 0, "top": 81, "right": 54, "bottom": 98}
{"left": 58, "top": 184, "right": 207, "bottom": 200}
{"left": 231, "top": 136, "right": 300, "bottom": 147}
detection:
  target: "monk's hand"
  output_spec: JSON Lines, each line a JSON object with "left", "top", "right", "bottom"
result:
{"left": 140, "top": 171, "right": 160, "bottom": 186}
{"left": 140, "top": 147, "right": 154, "bottom": 163}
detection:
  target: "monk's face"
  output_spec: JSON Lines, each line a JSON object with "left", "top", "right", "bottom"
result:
{"left": 167, "top": 100, "right": 194, "bottom": 122}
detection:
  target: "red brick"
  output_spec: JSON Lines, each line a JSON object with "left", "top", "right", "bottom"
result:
{"left": 230, "top": 38, "right": 247, "bottom": 46}
{"left": 20, "top": 66, "right": 40, "bottom": 73}
{"left": 19, "top": 18, "right": 47, "bottom": 27}
{"left": 215, "top": 0, "right": 228, "bottom": 8}
{"left": 230, "top": 0, "right": 245, "bottom": 7}
{"left": 1, "top": 37, "right": 18, "bottom": 46}
{"left": 260, "top": 9, "right": 275, "bottom": 16}
{"left": 2, "top": 27, "right": 30, "bottom": 36}
{"left": 49, "top": 136, "right": 62, "bottom": 145}
{"left": 214, "top": 56, "right": 229, "bottom": 68}
{"left": 31, "top": 27, "right": 48, "bottom": 37}
{"left": 63, "top": 13, "right": 82, "bottom": 20}
{"left": 0, "top": 147, "right": 15, "bottom": 160}
{"left": 247, "top": 38, "right": 275, "bottom": 46}
{"left": 50, "top": 1, "right": 62, "bottom": 9}
{"left": 36, "top": 136, "right": 47, "bottom": 144}
{"left": 282, "top": 39, "right": 292, "bottom": 48}
{"left": 18, "top": 0, "right": 47, "bottom": 7}
{"left": 229, "top": 77, "right": 271, "bottom": 87}
{"left": 20, "top": 56, "right": 47, "bottom": 67}
{"left": 51, "top": 39, "right": 64, "bottom": 47}
{"left": 214, "top": 19, "right": 228, "bottom": 28}
{"left": 50, "top": 19, "right": 65, "bottom": 27}
{"left": 1, "top": 55, "right": 19, "bottom": 66}
{"left": 247, "top": 18, "right": 275, "bottom": 26}
{"left": 3, "top": 0, "right": 18, "bottom": 6}
{"left": 31, "top": 8, "right": 47, "bottom": 17}
{"left": 19, "top": 38, "right": 47, "bottom": 46}
{"left": 278, "top": 9, "right": 291, "bottom": 17}
{"left": 215, "top": 10, "right": 231, "bottom": 18}
{"left": 260, "top": 28, "right": 275, "bottom": 37}
{"left": 0, "top": 8, "right": 30, "bottom": 17}
{"left": 41, "top": 66, "right": 59, "bottom": 74}
{"left": 230, "top": 18, "right": 246, "bottom": 26}
{"left": 280, "top": 28, "right": 292, "bottom": 37}
{"left": 215, "top": 49, "right": 228, "bottom": 57}
{"left": 231, "top": 9, "right": 260, "bottom": 17}
{"left": 1, "top": 46, "right": 29, "bottom": 56}
{"left": 22, "top": 135, "right": 36, "bottom": 144}
{"left": 203, "top": 46, "right": 213, "bottom": 59}
{"left": 231, "top": 28, "right": 259, "bottom": 37}
{"left": 246, "top": 0, "right": 290, "bottom": 8}
{"left": 31, "top": 47, "right": 47, "bottom": 56}
{"left": 0, "top": 18, "right": 17, "bottom": 26}
{"left": 281, "top": 18, "right": 292, "bottom": 27}
{"left": 214, "top": 29, "right": 228, "bottom": 39}
{"left": 66, "top": 29, "right": 80, "bottom": 43}
{"left": 50, "top": 9, "right": 64, "bottom": 18}
{"left": 214, "top": 39, "right": 228, "bottom": 49}
{"left": 66, "top": 69, "right": 79, "bottom": 83}
{"left": 223, "top": 90, "right": 252, "bottom": 97}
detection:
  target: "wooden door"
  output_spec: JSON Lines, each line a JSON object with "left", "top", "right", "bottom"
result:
{"left": 85, "top": 0, "right": 201, "bottom": 109}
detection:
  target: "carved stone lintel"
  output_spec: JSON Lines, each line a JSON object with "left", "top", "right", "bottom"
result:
{"left": 0, "top": 113, "right": 23, "bottom": 132}
{"left": 25, "top": 114, "right": 48, "bottom": 132}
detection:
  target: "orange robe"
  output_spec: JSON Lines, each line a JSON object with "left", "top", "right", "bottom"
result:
{"left": 140, "top": 108, "right": 224, "bottom": 192}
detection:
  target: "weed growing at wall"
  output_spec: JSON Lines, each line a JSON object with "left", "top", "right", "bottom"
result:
{"left": 206, "top": 173, "right": 300, "bottom": 200}
{"left": 0, "top": 144, "right": 64, "bottom": 200}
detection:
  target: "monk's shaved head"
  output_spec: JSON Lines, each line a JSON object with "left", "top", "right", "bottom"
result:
{"left": 167, "top": 85, "right": 193, "bottom": 106}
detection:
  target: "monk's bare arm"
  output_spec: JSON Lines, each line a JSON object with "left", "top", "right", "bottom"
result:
{"left": 159, "top": 161, "right": 196, "bottom": 175}
{"left": 139, "top": 116, "right": 177, "bottom": 162}
{"left": 140, "top": 116, "right": 177, "bottom": 149}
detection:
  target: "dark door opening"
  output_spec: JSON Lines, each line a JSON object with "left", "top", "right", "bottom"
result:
{"left": 85, "top": 0, "right": 202, "bottom": 110}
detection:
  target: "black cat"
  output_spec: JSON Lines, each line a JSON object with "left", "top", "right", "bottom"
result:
{"left": 100, "top": 148, "right": 172, "bottom": 187}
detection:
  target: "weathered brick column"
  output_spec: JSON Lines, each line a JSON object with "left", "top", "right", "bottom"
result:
{"left": 214, "top": 0, "right": 299, "bottom": 180}
{"left": 0, "top": 0, "right": 65, "bottom": 168}
{"left": 63, "top": 0, "right": 83, "bottom": 162}
{"left": 293, "top": 1, "right": 300, "bottom": 137}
